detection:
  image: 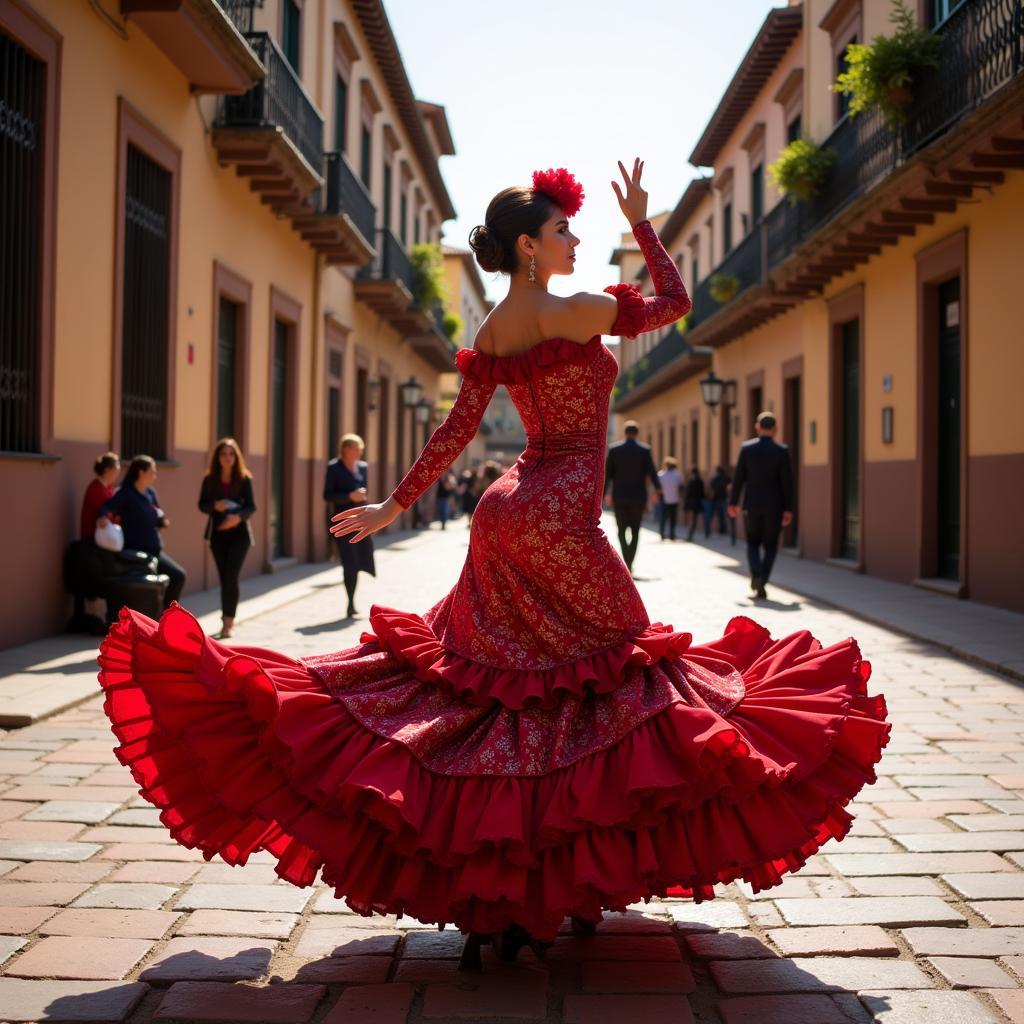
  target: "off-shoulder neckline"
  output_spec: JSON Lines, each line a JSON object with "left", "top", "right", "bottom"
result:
{"left": 469, "top": 333, "right": 600, "bottom": 361}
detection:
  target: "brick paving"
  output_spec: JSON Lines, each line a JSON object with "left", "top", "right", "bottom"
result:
{"left": 1, "top": 518, "right": 1023, "bottom": 1021}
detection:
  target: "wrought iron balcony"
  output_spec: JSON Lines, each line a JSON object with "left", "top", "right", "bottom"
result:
{"left": 217, "top": 32, "right": 323, "bottom": 178}
{"left": 688, "top": 226, "right": 764, "bottom": 332}
{"left": 766, "top": 0, "right": 1023, "bottom": 275}
{"left": 292, "top": 152, "right": 375, "bottom": 266}
{"left": 612, "top": 325, "right": 711, "bottom": 412}
{"left": 216, "top": 0, "right": 259, "bottom": 34}
{"left": 121, "top": 0, "right": 263, "bottom": 94}
{"left": 355, "top": 228, "right": 426, "bottom": 328}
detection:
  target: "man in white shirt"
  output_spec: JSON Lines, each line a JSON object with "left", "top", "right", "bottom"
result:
{"left": 657, "top": 456, "right": 683, "bottom": 541}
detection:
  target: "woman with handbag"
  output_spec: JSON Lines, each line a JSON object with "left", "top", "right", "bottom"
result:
{"left": 81, "top": 452, "right": 121, "bottom": 541}
{"left": 98, "top": 455, "right": 186, "bottom": 609}
{"left": 198, "top": 438, "right": 256, "bottom": 640}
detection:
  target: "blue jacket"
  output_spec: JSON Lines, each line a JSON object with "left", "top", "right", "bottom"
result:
{"left": 99, "top": 485, "right": 164, "bottom": 555}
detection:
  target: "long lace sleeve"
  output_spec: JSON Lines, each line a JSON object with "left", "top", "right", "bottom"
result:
{"left": 391, "top": 370, "right": 496, "bottom": 510}
{"left": 604, "top": 219, "right": 692, "bottom": 339}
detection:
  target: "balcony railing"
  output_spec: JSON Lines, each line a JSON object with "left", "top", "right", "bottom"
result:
{"left": 216, "top": 0, "right": 259, "bottom": 34}
{"left": 613, "top": 325, "right": 706, "bottom": 406}
{"left": 358, "top": 228, "right": 416, "bottom": 294}
{"left": 323, "top": 151, "right": 376, "bottom": 245}
{"left": 218, "top": 32, "right": 322, "bottom": 173}
{"left": 689, "top": 224, "right": 764, "bottom": 329}
{"left": 765, "top": 0, "right": 1022, "bottom": 273}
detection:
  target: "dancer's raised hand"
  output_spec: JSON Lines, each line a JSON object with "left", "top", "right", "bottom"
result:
{"left": 611, "top": 158, "right": 648, "bottom": 229}
{"left": 330, "top": 497, "right": 401, "bottom": 543}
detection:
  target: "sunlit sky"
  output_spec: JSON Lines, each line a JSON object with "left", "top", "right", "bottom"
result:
{"left": 385, "top": 0, "right": 783, "bottom": 304}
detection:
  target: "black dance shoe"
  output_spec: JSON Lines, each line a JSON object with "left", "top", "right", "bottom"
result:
{"left": 570, "top": 916, "right": 598, "bottom": 936}
{"left": 458, "top": 932, "right": 491, "bottom": 972}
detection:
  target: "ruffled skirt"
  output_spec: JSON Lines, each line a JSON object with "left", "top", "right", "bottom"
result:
{"left": 98, "top": 604, "right": 889, "bottom": 939}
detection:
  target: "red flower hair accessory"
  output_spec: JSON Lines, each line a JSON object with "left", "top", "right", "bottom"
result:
{"left": 531, "top": 167, "right": 585, "bottom": 218}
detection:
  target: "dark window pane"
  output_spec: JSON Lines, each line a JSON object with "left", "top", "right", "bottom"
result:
{"left": 360, "top": 125, "right": 371, "bottom": 186}
{"left": 282, "top": 0, "right": 301, "bottom": 72}
{"left": 382, "top": 161, "right": 392, "bottom": 231}
{"left": 121, "top": 145, "right": 171, "bottom": 461}
{"left": 787, "top": 113, "right": 802, "bottom": 143}
{"left": 723, "top": 201, "right": 733, "bottom": 254}
{"left": 836, "top": 37, "right": 856, "bottom": 121}
{"left": 334, "top": 74, "right": 347, "bottom": 153}
{"left": 0, "top": 33, "right": 44, "bottom": 453}
{"left": 751, "top": 164, "right": 763, "bottom": 225}
{"left": 216, "top": 297, "right": 238, "bottom": 440}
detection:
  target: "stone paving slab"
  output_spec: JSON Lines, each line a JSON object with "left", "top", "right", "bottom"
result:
{"left": 5, "top": 935, "right": 155, "bottom": 980}
{"left": 859, "top": 989, "right": 999, "bottom": 1022}
{"left": 155, "top": 981, "right": 327, "bottom": 1022}
{"left": 0, "top": 978, "right": 149, "bottom": 1021}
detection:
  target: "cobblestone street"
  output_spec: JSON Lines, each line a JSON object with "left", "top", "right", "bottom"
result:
{"left": 2, "top": 517, "right": 1024, "bottom": 1023}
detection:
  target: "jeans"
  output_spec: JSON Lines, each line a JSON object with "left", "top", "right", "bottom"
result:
{"left": 436, "top": 495, "right": 450, "bottom": 529}
{"left": 743, "top": 510, "right": 783, "bottom": 584}
{"left": 155, "top": 551, "right": 187, "bottom": 609}
{"left": 659, "top": 502, "right": 678, "bottom": 540}
{"left": 613, "top": 500, "right": 646, "bottom": 569}
{"left": 210, "top": 526, "right": 250, "bottom": 618}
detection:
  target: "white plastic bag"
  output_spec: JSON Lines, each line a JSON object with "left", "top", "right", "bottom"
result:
{"left": 95, "top": 520, "right": 125, "bottom": 552}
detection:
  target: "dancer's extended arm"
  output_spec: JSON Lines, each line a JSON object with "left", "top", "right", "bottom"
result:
{"left": 604, "top": 219, "right": 692, "bottom": 339}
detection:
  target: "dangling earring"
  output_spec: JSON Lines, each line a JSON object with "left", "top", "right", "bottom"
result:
{"left": 528, "top": 253, "right": 536, "bottom": 284}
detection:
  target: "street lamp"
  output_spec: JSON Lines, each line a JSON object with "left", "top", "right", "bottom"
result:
{"left": 414, "top": 398, "right": 431, "bottom": 426}
{"left": 700, "top": 370, "right": 725, "bottom": 409}
{"left": 366, "top": 377, "right": 381, "bottom": 412}
{"left": 722, "top": 378, "right": 738, "bottom": 408}
{"left": 400, "top": 376, "right": 423, "bottom": 408}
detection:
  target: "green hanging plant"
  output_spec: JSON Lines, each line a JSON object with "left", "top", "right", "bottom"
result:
{"left": 709, "top": 272, "right": 740, "bottom": 304}
{"left": 768, "top": 138, "right": 837, "bottom": 204}
{"left": 832, "top": 0, "right": 941, "bottom": 125}
{"left": 442, "top": 311, "right": 463, "bottom": 341}
{"left": 409, "top": 242, "right": 447, "bottom": 311}
{"left": 675, "top": 311, "right": 693, "bottom": 335}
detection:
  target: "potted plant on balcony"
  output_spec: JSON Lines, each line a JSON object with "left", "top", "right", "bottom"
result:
{"left": 832, "top": 0, "right": 941, "bottom": 125}
{"left": 768, "top": 139, "right": 836, "bottom": 204}
{"left": 442, "top": 311, "right": 464, "bottom": 342}
{"left": 709, "top": 272, "right": 740, "bottom": 304}
{"left": 675, "top": 310, "right": 693, "bottom": 335}
{"left": 410, "top": 242, "right": 447, "bottom": 312}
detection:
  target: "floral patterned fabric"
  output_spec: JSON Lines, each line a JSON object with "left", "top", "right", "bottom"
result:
{"left": 98, "top": 218, "right": 890, "bottom": 940}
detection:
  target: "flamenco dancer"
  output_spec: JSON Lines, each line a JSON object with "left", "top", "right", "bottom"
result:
{"left": 98, "top": 159, "right": 890, "bottom": 971}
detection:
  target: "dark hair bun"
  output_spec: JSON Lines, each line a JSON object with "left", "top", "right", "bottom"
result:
{"left": 468, "top": 223, "right": 506, "bottom": 274}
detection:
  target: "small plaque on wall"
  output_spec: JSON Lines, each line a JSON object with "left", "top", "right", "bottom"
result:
{"left": 809, "top": 420, "right": 817, "bottom": 444}
{"left": 882, "top": 406, "right": 894, "bottom": 444}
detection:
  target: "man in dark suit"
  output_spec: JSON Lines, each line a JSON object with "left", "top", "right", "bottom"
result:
{"left": 603, "top": 420, "right": 662, "bottom": 573}
{"left": 728, "top": 412, "right": 794, "bottom": 600}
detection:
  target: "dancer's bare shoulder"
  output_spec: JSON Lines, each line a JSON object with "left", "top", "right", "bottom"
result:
{"left": 540, "top": 291, "right": 619, "bottom": 343}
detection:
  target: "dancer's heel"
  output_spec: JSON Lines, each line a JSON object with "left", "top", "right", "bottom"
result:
{"left": 458, "top": 932, "right": 490, "bottom": 972}
{"left": 499, "top": 923, "right": 553, "bottom": 962}
{"left": 570, "top": 916, "right": 598, "bottom": 936}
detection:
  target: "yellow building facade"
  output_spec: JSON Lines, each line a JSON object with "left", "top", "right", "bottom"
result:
{"left": 0, "top": 0, "right": 461, "bottom": 647}
{"left": 613, "top": 0, "right": 1024, "bottom": 612}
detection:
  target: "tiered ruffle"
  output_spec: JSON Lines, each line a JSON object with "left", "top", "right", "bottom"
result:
{"left": 603, "top": 282, "right": 649, "bottom": 339}
{"left": 98, "top": 604, "right": 889, "bottom": 939}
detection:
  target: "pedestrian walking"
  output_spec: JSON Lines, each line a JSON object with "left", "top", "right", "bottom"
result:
{"left": 436, "top": 471, "right": 456, "bottom": 529}
{"left": 323, "top": 433, "right": 376, "bottom": 618}
{"left": 657, "top": 456, "right": 682, "bottom": 540}
{"left": 683, "top": 467, "right": 705, "bottom": 541}
{"left": 99, "top": 158, "right": 887, "bottom": 972}
{"left": 458, "top": 466, "right": 479, "bottom": 522}
{"left": 705, "top": 464, "right": 729, "bottom": 538}
{"left": 198, "top": 438, "right": 256, "bottom": 640}
{"left": 97, "top": 455, "right": 186, "bottom": 607}
{"left": 728, "top": 411, "right": 795, "bottom": 600}
{"left": 604, "top": 419, "right": 662, "bottom": 571}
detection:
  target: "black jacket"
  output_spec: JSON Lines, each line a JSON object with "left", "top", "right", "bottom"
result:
{"left": 198, "top": 475, "right": 256, "bottom": 544}
{"left": 604, "top": 438, "right": 661, "bottom": 504}
{"left": 729, "top": 436, "right": 794, "bottom": 514}
{"left": 324, "top": 458, "right": 369, "bottom": 514}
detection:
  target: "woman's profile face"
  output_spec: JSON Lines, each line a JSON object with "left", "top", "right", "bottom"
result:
{"left": 524, "top": 208, "right": 579, "bottom": 277}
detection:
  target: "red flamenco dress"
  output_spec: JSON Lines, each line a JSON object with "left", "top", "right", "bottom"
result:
{"left": 98, "top": 220, "right": 889, "bottom": 941}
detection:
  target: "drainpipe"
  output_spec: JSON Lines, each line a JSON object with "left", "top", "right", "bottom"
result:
{"left": 309, "top": 248, "right": 322, "bottom": 563}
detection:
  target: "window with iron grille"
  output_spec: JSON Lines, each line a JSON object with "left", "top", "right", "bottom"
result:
{"left": 334, "top": 73, "right": 347, "bottom": 153}
{"left": 0, "top": 31, "right": 43, "bottom": 453}
{"left": 282, "top": 0, "right": 301, "bottom": 72}
{"left": 121, "top": 144, "right": 171, "bottom": 460}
